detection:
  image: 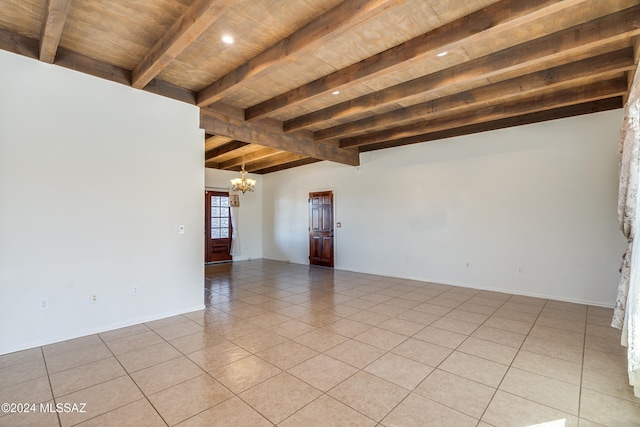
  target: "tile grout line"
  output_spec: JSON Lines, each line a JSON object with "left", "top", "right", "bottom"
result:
{"left": 472, "top": 293, "right": 545, "bottom": 425}
{"left": 425, "top": 291, "right": 513, "bottom": 425}
{"left": 220, "top": 284, "right": 420, "bottom": 425}
{"left": 177, "top": 307, "right": 324, "bottom": 426}
{"left": 317, "top": 289, "right": 489, "bottom": 424}
{"left": 249, "top": 279, "right": 519, "bottom": 423}
{"left": 578, "top": 305, "right": 590, "bottom": 424}
{"left": 95, "top": 330, "right": 170, "bottom": 427}
{"left": 369, "top": 289, "right": 484, "bottom": 423}
{"left": 40, "top": 345, "right": 63, "bottom": 427}
{"left": 578, "top": 305, "right": 594, "bottom": 425}
{"left": 146, "top": 315, "right": 251, "bottom": 426}
{"left": 164, "top": 312, "right": 270, "bottom": 426}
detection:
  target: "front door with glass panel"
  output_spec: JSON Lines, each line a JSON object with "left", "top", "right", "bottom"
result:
{"left": 205, "top": 191, "right": 232, "bottom": 263}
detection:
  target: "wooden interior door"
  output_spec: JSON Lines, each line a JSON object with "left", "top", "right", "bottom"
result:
{"left": 309, "top": 191, "right": 334, "bottom": 267}
{"left": 205, "top": 191, "right": 233, "bottom": 263}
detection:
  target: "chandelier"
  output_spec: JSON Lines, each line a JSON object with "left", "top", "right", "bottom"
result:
{"left": 230, "top": 157, "right": 256, "bottom": 193}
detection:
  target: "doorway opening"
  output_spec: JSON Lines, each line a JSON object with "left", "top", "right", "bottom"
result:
{"left": 205, "top": 191, "right": 232, "bottom": 263}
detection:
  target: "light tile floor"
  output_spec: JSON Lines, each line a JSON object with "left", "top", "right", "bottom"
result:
{"left": 1, "top": 260, "right": 639, "bottom": 426}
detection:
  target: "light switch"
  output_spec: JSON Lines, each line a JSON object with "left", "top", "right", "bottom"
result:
{"left": 336, "top": 222, "right": 342, "bottom": 228}
{"left": 176, "top": 225, "right": 185, "bottom": 235}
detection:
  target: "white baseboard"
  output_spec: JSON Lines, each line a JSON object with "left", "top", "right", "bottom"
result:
{"left": 1, "top": 304, "right": 206, "bottom": 356}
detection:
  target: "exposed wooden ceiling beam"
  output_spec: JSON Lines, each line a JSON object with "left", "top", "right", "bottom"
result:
{"left": 39, "top": 0, "right": 72, "bottom": 63}
{"left": 244, "top": 152, "right": 309, "bottom": 172}
{"left": 245, "top": 0, "right": 587, "bottom": 121}
{"left": 360, "top": 97, "right": 623, "bottom": 153}
{"left": 1, "top": 27, "right": 128, "bottom": 85}
{"left": 341, "top": 78, "right": 627, "bottom": 148}
{"left": 219, "top": 147, "right": 283, "bottom": 169}
{"left": 629, "top": 36, "right": 640, "bottom": 102}
{"left": 253, "top": 158, "right": 322, "bottom": 174}
{"left": 211, "top": 143, "right": 266, "bottom": 163}
{"left": 196, "top": 0, "right": 399, "bottom": 107}
{"left": 316, "top": 49, "right": 634, "bottom": 141}
{"left": 205, "top": 140, "right": 250, "bottom": 161}
{"left": 204, "top": 135, "right": 234, "bottom": 152}
{"left": 200, "top": 108, "right": 359, "bottom": 166}
{"left": 55, "top": 46, "right": 197, "bottom": 104}
{"left": 132, "top": 0, "right": 234, "bottom": 89}
{"left": 285, "top": 4, "right": 640, "bottom": 132}
{"left": 632, "top": 36, "right": 640, "bottom": 63}
{"left": 0, "top": 26, "right": 38, "bottom": 59}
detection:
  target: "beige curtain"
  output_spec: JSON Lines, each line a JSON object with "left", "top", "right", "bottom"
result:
{"left": 613, "top": 64, "right": 640, "bottom": 398}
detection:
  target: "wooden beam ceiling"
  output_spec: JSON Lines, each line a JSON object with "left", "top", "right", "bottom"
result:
{"left": 252, "top": 158, "right": 322, "bottom": 174}
{"left": 196, "top": 0, "right": 400, "bottom": 107}
{"left": 341, "top": 78, "right": 628, "bottom": 148}
{"left": 284, "top": 4, "right": 640, "bottom": 132}
{"left": 245, "top": 152, "right": 308, "bottom": 172}
{"left": 210, "top": 143, "right": 266, "bottom": 163}
{"left": 39, "top": 0, "right": 72, "bottom": 63}
{"left": 0, "top": 27, "right": 38, "bottom": 59}
{"left": 132, "top": 0, "right": 234, "bottom": 89}
{"left": 204, "top": 140, "right": 249, "bottom": 161}
{"left": 0, "top": 27, "right": 198, "bottom": 105}
{"left": 245, "top": 0, "right": 588, "bottom": 121}
{"left": 315, "top": 49, "right": 635, "bottom": 141}
{"left": 219, "top": 147, "right": 283, "bottom": 169}
{"left": 359, "top": 97, "right": 623, "bottom": 153}
{"left": 204, "top": 135, "right": 234, "bottom": 152}
{"left": 1, "top": 0, "right": 636, "bottom": 174}
{"left": 244, "top": 152, "right": 309, "bottom": 172}
{"left": 200, "top": 107, "right": 359, "bottom": 166}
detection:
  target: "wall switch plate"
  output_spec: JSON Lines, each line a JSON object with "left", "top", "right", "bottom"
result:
{"left": 39, "top": 297, "right": 49, "bottom": 311}
{"left": 132, "top": 286, "right": 139, "bottom": 296}
{"left": 176, "top": 225, "right": 185, "bottom": 235}
{"left": 517, "top": 266, "right": 524, "bottom": 274}
{"left": 90, "top": 294, "right": 98, "bottom": 304}
{"left": 336, "top": 222, "right": 342, "bottom": 228}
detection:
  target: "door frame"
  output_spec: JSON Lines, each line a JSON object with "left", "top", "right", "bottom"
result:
{"left": 308, "top": 189, "right": 335, "bottom": 268}
{"left": 204, "top": 190, "right": 233, "bottom": 264}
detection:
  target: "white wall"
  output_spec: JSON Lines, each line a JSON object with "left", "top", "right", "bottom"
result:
{"left": 205, "top": 168, "right": 263, "bottom": 261}
{"left": 0, "top": 51, "right": 205, "bottom": 354}
{"left": 262, "top": 110, "right": 627, "bottom": 306}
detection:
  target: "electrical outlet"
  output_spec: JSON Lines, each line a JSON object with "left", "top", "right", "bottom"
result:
{"left": 517, "top": 266, "right": 524, "bottom": 274}
{"left": 132, "top": 286, "right": 139, "bottom": 296}
{"left": 39, "top": 297, "right": 49, "bottom": 311}
{"left": 176, "top": 225, "right": 185, "bottom": 235}
{"left": 90, "top": 294, "right": 98, "bottom": 304}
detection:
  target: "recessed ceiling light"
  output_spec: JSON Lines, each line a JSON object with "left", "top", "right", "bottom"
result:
{"left": 222, "top": 35, "right": 234, "bottom": 44}
{"left": 437, "top": 51, "right": 448, "bottom": 57}
{"left": 332, "top": 90, "right": 340, "bottom": 95}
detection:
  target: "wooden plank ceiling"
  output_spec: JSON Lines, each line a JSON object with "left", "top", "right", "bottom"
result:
{"left": 1, "top": 0, "right": 638, "bottom": 173}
